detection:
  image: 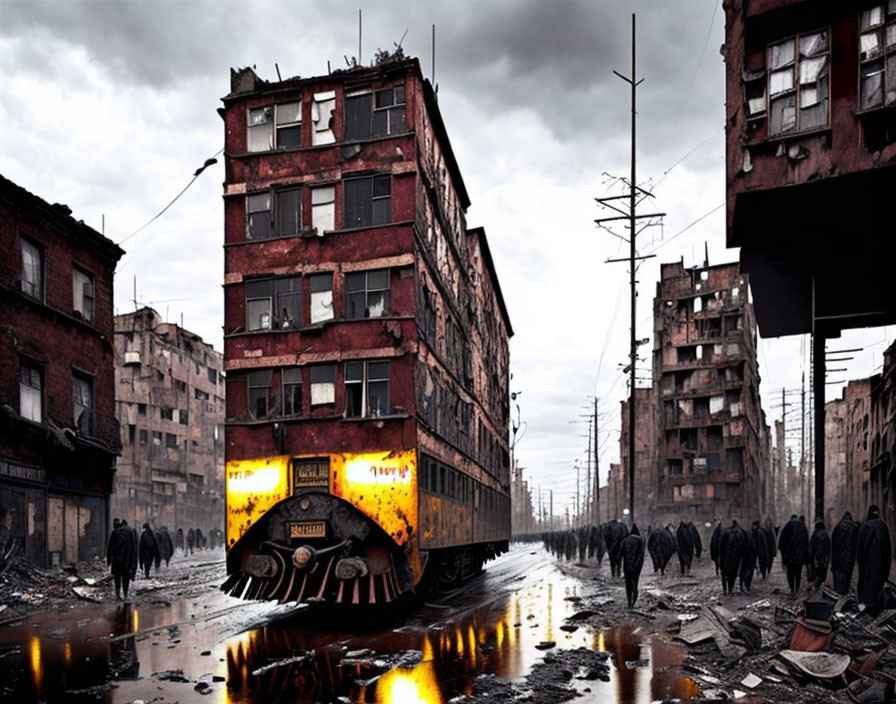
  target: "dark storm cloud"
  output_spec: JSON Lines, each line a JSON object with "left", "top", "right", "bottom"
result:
{"left": 1, "top": 1, "right": 243, "bottom": 88}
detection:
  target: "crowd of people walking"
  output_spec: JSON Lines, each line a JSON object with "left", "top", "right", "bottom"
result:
{"left": 533, "top": 506, "right": 893, "bottom": 611}
{"left": 105, "top": 520, "right": 225, "bottom": 600}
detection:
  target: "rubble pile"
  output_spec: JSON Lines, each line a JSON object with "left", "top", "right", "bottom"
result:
{"left": 0, "top": 555, "right": 110, "bottom": 620}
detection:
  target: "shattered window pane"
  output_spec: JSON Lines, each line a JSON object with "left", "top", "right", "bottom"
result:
{"left": 312, "top": 92, "right": 336, "bottom": 146}
{"left": 800, "top": 32, "right": 827, "bottom": 57}
{"left": 769, "top": 93, "right": 796, "bottom": 135}
{"left": 769, "top": 68, "right": 794, "bottom": 95}
{"left": 276, "top": 188, "right": 301, "bottom": 236}
{"left": 862, "top": 31, "right": 882, "bottom": 60}
{"left": 247, "top": 193, "right": 271, "bottom": 239}
{"left": 862, "top": 6, "right": 884, "bottom": 30}
{"left": 800, "top": 56, "right": 827, "bottom": 84}
{"left": 861, "top": 61, "right": 885, "bottom": 109}
{"left": 248, "top": 106, "right": 273, "bottom": 152}
{"left": 344, "top": 92, "right": 373, "bottom": 141}
{"left": 311, "top": 186, "right": 334, "bottom": 233}
{"left": 800, "top": 77, "right": 829, "bottom": 129}
{"left": 745, "top": 80, "right": 766, "bottom": 116}
{"left": 768, "top": 39, "right": 795, "bottom": 69}
{"left": 309, "top": 274, "right": 334, "bottom": 323}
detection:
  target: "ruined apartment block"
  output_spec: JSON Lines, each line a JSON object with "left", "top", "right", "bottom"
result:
{"left": 652, "top": 261, "right": 769, "bottom": 524}
{"left": 113, "top": 308, "right": 225, "bottom": 533}
{"left": 618, "top": 387, "right": 657, "bottom": 522}
{"left": 0, "top": 173, "right": 124, "bottom": 566}
{"left": 220, "top": 57, "right": 511, "bottom": 555}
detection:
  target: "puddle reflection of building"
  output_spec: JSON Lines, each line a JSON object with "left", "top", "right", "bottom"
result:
{"left": 604, "top": 626, "right": 643, "bottom": 704}
{"left": 108, "top": 606, "right": 140, "bottom": 680}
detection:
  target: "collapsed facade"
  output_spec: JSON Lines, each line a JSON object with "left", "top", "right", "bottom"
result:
{"left": 112, "top": 307, "right": 225, "bottom": 533}
{"left": 0, "top": 173, "right": 124, "bottom": 566}
{"left": 219, "top": 56, "right": 511, "bottom": 596}
{"left": 651, "top": 261, "right": 769, "bottom": 524}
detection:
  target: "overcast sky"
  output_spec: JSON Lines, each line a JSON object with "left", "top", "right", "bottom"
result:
{"left": 2, "top": 0, "right": 892, "bottom": 518}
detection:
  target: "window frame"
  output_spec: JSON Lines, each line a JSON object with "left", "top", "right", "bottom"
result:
{"left": 246, "top": 187, "right": 303, "bottom": 241}
{"left": 281, "top": 367, "right": 302, "bottom": 417}
{"left": 245, "top": 275, "right": 302, "bottom": 331}
{"left": 344, "top": 360, "right": 391, "bottom": 418}
{"left": 344, "top": 83, "right": 407, "bottom": 141}
{"left": 372, "top": 85, "right": 406, "bottom": 137}
{"left": 275, "top": 100, "right": 302, "bottom": 150}
{"left": 19, "top": 360, "right": 43, "bottom": 423}
{"left": 72, "top": 371, "right": 95, "bottom": 435}
{"left": 72, "top": 265, "right": 95, "bottom": 322}
{"left": 858, "top": 4, "right": 896, "bottom": 112}
{"left": 247, "top": 369, "right": 272, "bottom": 419}
{"left": 308, "top": 273, "right": 334, "bottom": 324}
{"left": 343, "top": 174, "right": 391, "bottom": 229}
{"left": 309, "top": 364, "right": 335, "bottom": 406}
{"left": 344, "top": 268, "right": 391, "bottom": 319}
{"left": 765, "top": 28, "right": 831, "bottom": 137}
{"left": 247, "top": 105, "right": 274, "bottom": 152}
{"left": 20, "top": 235, "right": 44, "bottom": 301}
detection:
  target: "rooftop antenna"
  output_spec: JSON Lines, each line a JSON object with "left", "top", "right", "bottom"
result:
{"left": 359, "top": 9, "right": 362, "bottom": 66}
{"left": 704, "top": 241, "right": 709, "bottom": 268}
{"left": 133, "top": 275, "right": 137, "bottom": 312}
{"left": 432, "top": 24, "right": 436, "bottom": 87}
{"left": 275, "top": 63, "right": 282, "bottom": 81}
{"left": 102, "top": 213, "right": 105, "bottom": 235}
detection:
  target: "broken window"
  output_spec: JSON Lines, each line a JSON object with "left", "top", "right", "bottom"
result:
{"left": 311, "top": 91, "right": 336, "bottom": 145}
{"left": 138, "top": 403, "right": 146, "bottom": 416}
{"left": 726, "top": 448, "right": 744, "bottom": 473}
{"left": 344, "top": 361, "right": 391, "bottom": 418}
{"left": 194, "top": 388, "right": 209, "bottom": 401}
{"left": 767, "top": 30, "right": 829, "bottom": 135}
{"left": 247, "top": 106, "right": 274, "bottom": 152}
{"left": 160, "top": 407, "right": 174, "bottom": 421}
{"left": 152, "top": 431, "right": 162, "bottom": 446}
{"left": 707, "top": 425, "right": 723, "bottom": 450}
{"left": 19, "top": 361, "right": 42, "bottom": 423}
{"left": 345, "top": 269, "right": 390, "bottom": 319}
{"left": 73, "top": 371, "right": 94, "bottom": 435}
{"left": 344, "top": 174, "right": 391, "bottom": 229}
{"left": 344, "top": 91, "right": 374, "bottom": 141}
{"left": 677, "top": 346, "right": 697, "bottom": 364}
{"left": 282, "top": 367, "right": 302, "bottom": 416}
{"left": 859, "top": 6, "right": 896, "bottom": 109}
{"left": 726, "top": 390, "right": 741, "bottom": 415}
{"left": 310, "top": 365, "right": 335, "bottom": 406}
{"left": 207, "top": 367, "right": 217, "bottom": 384}
{"left": 72, "top": 266, "right": 94, "bottom": 321}
{"left": 373, "top": 85, "right": 406, "bottom": 136}
{"left": 247, "top": 192, "right": 271, "bottom": 239}
{"left": 310, "top": 186, "right": 335, "bottom": 234}
{"left": 309, "top": 273, "right": 333, "bottom": 323}
{"left": 139, "top": 429, "right": 147, "bottom": 445}
{"left": 179, "top": 410, "right": 188, "bottom": 425}
{"left": 276, "top": 188, "right": 302, "bottom": 237}
{"left": 247, "top": 188, "right": 301, "bottom": 240}
{"left": 693, "top": 296, "right": 703, "bottom": 313}
{"left": 247, "top": 370, "right": 271, "bottom": 419}
{"left": 666, "top": 459, "right": 683, "bottom": 477}
{"left": 275, "top": 101, "right": 302, "bottom": 149}
{"left": 246, "top": 276, "right": 301, "bottom": 331}
{"left": 709, "top": 395, "right": 725, "bottom": 414}
{"left": 164, "top": 432, "right": 177, "bottom": 449}
{"left": 20, "top": 236, "right": 43, "bottom": 300}
{"left": 744, "top": 71, "right": 767, "bottom": 118}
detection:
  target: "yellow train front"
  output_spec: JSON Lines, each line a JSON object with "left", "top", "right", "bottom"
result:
{"left": 222, "top": 451, "right": 509, "bottom": 606}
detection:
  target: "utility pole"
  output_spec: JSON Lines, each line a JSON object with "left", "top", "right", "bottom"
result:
{"left": 550, "top": 489, "right": 554, "bottom": 531}
{"left": 586, "top": 418, "right": 592, "bottom": 525}
{"left": 598, "top": 14, "right": 663, "bottom": 526}
{"left": 575, "top": 461, "right": 580, "bottom": 525}
{"left": 593, "top": 396, "right": 600, "bottom": 525}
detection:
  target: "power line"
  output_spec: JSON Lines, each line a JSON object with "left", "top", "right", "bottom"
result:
{"left": 645, "top": 202, "right": 725, "bottom": 256}
{"left": 681, "top": 0, "right": 719, "bottom": 111}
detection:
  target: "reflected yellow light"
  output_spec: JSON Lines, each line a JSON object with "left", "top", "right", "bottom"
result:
{"left": 29, "top": 636, "right": 42, "bottom": 696}
{"left": 455, "top": 627, "right": 464, "bottom": 657}
{"left": 133, "top": 609, "right": 139, "bottom": 633}
{"left": 467, "top": 625, "right": 477, "bottom": 668}
{"left": 422, "top": 633, "right": 434, "bottom": 662}
{"left": 377, "top": 662, "right": 444, "bottom": 704}
{"left": 226, "top": 456, "right": 289, "bottom": 544}
{"left": 496, "top": 621, "right": 505, "bottom": 650}
{"left": 63, "top": 642, "right": 71, "bottom": 667}
{"left": 597, "top": 631, "right": 606, "bottom": 652}
{"left": 227, "top": 460, "right": 287, "bottom": 494}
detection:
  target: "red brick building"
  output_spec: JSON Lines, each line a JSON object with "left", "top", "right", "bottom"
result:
{"left": 219, "top": 57, "right": 511, "bottom": 599}
{"left": 0, "top": 173, "right": 124, "bottom": 566}
{"left": 619, "top": 388, "right": 657, "bottom": 523}
{"left": 651, "top": 261, "right": 768, "bottom": 524}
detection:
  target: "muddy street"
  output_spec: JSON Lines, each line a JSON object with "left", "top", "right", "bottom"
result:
{"left": 0, "top": 543, "right": 712, "bottom": 704}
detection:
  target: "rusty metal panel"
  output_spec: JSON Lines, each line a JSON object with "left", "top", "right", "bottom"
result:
{"left": 225, "top": 455, "right": 290, "bottom": 547}
{"left": 47, "top": 496, "right": 63, "bottom": 555}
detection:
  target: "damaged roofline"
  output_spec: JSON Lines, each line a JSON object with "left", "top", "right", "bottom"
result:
{"left": 468, "top": 226, "right": 513, "bottom": 338}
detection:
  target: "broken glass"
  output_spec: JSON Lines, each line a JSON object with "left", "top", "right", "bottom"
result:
{"left": 800, "top": 32, "right": 827, "bottom": 57}
{"left": 862, "top": 31, "right": 883, "bottom": 61}
{"left": 768, "top": 39, "right": 795, "bottom": 70}
{"left": 769, "top": 93, "right": 796, "bottom": 134}
{"left": 862, "top": 6, "right": 884, "bottom": 30}
{"left": 769, "top": 68, "right": 794, "bottom": 95}
{"left": 861, "top": 61, "right": 885, "bottom": 109}
{"left": 800, "top": 56, "right": 827, "bottom": 84}
{"left": 248, "top": 106, "right": 273, "bottom": 152}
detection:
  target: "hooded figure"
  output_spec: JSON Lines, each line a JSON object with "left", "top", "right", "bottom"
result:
{"left": 719, "top": 520, "right": 744, "bottom": 594}
{"left": 807, "top": 518, "right": 831, "bottom": 591}
{"left": 739, "top": 523, "right": 757, "bottom": 592}
{"left": 139, "top": 524, "right": 161, "bottom": 579}
{"left": 588, "top": 524, "right": 606, "bottom": 564}
{"left": 577, "top": 525, "right": 589, "bottom": 562}
{"left": 106, "top": 520, "right": 136, "bottom": 599}
{"left": 687, "top": 522, "right": 703, "bottom": 560}
{"left": 563, "top": 530, "right": 577, "bottom": 562}
{"left": 647, "top": 526, "right": 664, "bottom": 574}
{"left": 710, "top": 522, "right": 722, "bottom": 575}
{"left": 857, "top": 505, "right": 892, "bottom": 608}
{"left": 779, "top": 514, "right": 798, "bottom": 569}
{"left": 621, "top": 524, "right": 645, "bottom": 608}
{"left": 175, "top": 527, "right": 185, "bottom": 553}
{"left": 831, "top": 511, "right": 860, "bottom": 595}
{"left": 187, "top": 528, "right": 196, "bottom": 555}
{"left": 754, "top": 521, "right": 771, "bottom": 579}
{"left": 762, "top": 517, "right": 776, "bottom": 574}
{"left": 605, "top": 520, "right": 629, "bottom": 578}
{"left": 122, "top": 520, "right": 138, "bottom": 580}
{"left": 780, "top": 515, "right": 809, "bottom": 597}
{"left": 156, "top": 526, "right": 174, "bottom": 567}
{"left": 676, "top": 521, "right": 695, "bottom": 576}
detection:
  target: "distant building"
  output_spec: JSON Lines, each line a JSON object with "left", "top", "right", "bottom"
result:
{"left": 510, "top": 463, "right": 534, "bottom": 535}
{"left": 113, "top": 307, "right": 225, "bottom": 533}
{"left": 651, "top": 260, "right": 769, "bottom": 523}
{"left": 0, "top": 173, "right": 124, "bottom": 566}
{"left": 619, "top": 387, "right": 656, "bottom": 523}
{"left": 605, "top": 463, "right": 624, "bottom": 522}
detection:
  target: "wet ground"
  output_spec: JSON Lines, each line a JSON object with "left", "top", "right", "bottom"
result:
{"left": 0, "top": 544, "right": 704, "bottom": 703}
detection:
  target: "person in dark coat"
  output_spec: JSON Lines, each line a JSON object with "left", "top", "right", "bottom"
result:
{"left": 121, "top": 520, "right": 138, "bottom": 582}
{"left": 779, "top": 514, "right": 798, "bottom": 570}
{"left": 857, "top": 505, "right": 892, "bottom": 609}
{"left": 688, "top": 521, "right": 703, "bottom": 560}
{"left": 781, "top": 515, "right": 808, "bottom": 597}
{"left": 831, "top": 511, "right": 860, "bottom": 595}
{"left": 175, "top": 527, "right": 185, "bottom": 554}
{"left": 647, "top": 525, "right": 664, "bottom": 574}
{"left": 739, "top": 523, "right": 757, "bottom": 592}
{"left": 187, "top": 527, "right": 196, "bottom": 555}
{"left": 621, "top": 524, "right": 645, "bottom": 608}
{"left": 139, "top": 524, "right": 161, "bottom": 579}
{"left": 156, "top": 526, "right": 174, "bottom": 567}
{"left": 577, "top": 526, "right": 589, "bottom": 562}
{"left": 605, "top": 520, "right": 629, "bottom": 578}
{"left": 754, "top": 521, "right": 771, "bottom": 579}
{"left": 807, "top": 518, "right": 831, "bottom": 591}
{"left": 676, "top": 522, "right": 695, "bottom": 576}
{"left": 588, "top": 524, "right": 606, "bottom": 564}
{"left": 719, "top": 520, "right": 744, "bottom": 594}
{"left": 710, "top": 522, "right": 722, "bottom": 575}
{"left": 107, "top": 520, "right": 136, "bottom": 599}
{"left": 762, "top": 518, "right": 776, "bottom": 573}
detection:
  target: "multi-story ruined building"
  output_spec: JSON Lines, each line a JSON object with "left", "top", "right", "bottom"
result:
{"left": 618, "top": 388, "right": 656, "bottom": 523}
{"left": 651, "top": 261, "right": 768, "bottom": 523}
{"left": 725, "top": 1, "right": 896, "bottom": 517}
{"left": 219, "top": 57, "right": 511, "bottom": 586}
{"left": 605, "top": 463, "right": 624, "bottom": 522}
{"left": 112, "top": 307, "right": 225, "bottom": 532}
{"left": 510, "top": 463, "right": 535, "bottom": 536}
{"left": 0, "top": 173, "right": 124, "bottom": 566}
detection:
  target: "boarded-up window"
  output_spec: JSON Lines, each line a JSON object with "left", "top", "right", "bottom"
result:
{"left": 247, "top": 106, "right": 273, "bottom": 152}
{"left": 312, "top": 91, "right": 336, "bottom": 145}
{"left": 310, "top": 365, "right": 335, "bottom": 405}
{"left": 311, "top": 186, "right": 335, "bottom": 234}
{"left": 309, "top": 274, "right": 333, "bottom": 323}
{"left": 343, "top": 175, "right": 391, "bottom": 229}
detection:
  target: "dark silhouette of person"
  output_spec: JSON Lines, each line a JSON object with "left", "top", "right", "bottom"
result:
{"left": 676, "top": 521, "right": 694, "bottom": 576}
{"left": 121, "top": 520, "right": 138, "bottom": 585}
{"left": 156, "top": 526, "right": 174, "bottom": 567}
{"left": 175, "top": 527, "right": 185, "bottom": 554}
{"left": 719, "top": 520, "right": 744, "bottom": 594}
{"left": 138, "top": 524, "right": 161, "bottom": 579}
{"left": 710, "top": 522, "right": 722, "bottom": 575}
{"left": 588, "top": 524, "right": 606, "bottom": 564}
{"left": 857, "top": 504, "right": 892, "bottom": 609}
{"left": 687, "top": 521, "right": 703, "bottom": 559}
{"left": 780, "top": 515, "right": 808, "bottom": 597}
{"left": 605, "top": 520, "right": 629, "bottom": 578}
{"left": 187, "top": 527, "right": 196, "bottom": 555}
{"left": 107, "top": 519, "right": 136, "bottom": 599}
{"left": 807, "top": 518, "right": 831, "bottom": 591}
{"left": 739, "top": 522, "right": 757, "bottom": 592}
{"left": 621, "top": 524, "right": 645, "bottom": 608}
{"left": 831, "top": 511, "right": 860, "bottom": 595}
